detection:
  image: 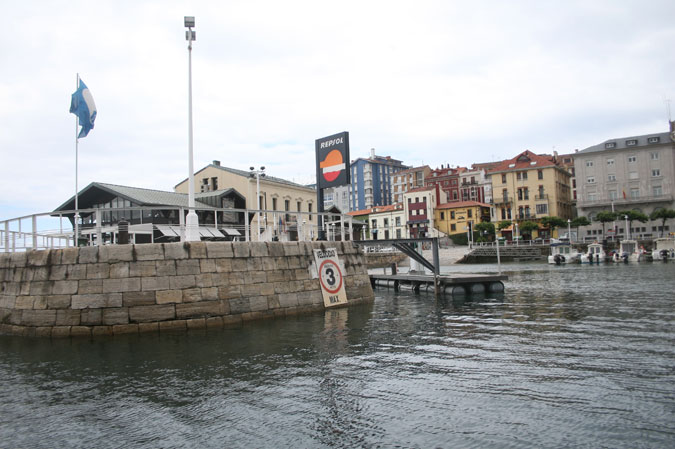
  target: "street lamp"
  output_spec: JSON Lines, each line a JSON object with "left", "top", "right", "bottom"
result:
{"left": 567, "top": 219, "right": 571, "bottom": 242}
{"left": 184, "top": 16, "right": 200, "bottom": 242}
{"left": 625, "top": 215, "right": 629, "bottom": 239}
{"left": 250, "top": 166, "right": 265, "bottom": 241}
{"left": 515, "top": 222, "right": 519, "bottom": 246}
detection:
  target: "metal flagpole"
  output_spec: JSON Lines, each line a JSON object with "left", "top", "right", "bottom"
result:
{"left": 74, "top": 73, "right": 80, "bottom": 246}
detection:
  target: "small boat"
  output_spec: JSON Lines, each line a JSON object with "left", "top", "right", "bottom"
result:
{"left": 651, "top": 237, "right": 675, "bottom": 262}
{"left": 612, "top": 240, "right": 651, "bottom": 263}
{"left": 581, "top": 242, "right": 606, "bottom": 264}
{"left": 548, "top": 242, "right": 581, "bottom": 265}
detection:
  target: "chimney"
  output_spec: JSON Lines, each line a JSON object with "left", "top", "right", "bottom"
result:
{"left": 370, "top": 148, "right": 375, "bottom": 158}
{"left": 213, "top": 160, "right": 221, "bottom": 166}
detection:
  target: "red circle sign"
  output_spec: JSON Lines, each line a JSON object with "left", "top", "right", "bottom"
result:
{"left": 319, "top": 259, "right": 343, "bottom": 294}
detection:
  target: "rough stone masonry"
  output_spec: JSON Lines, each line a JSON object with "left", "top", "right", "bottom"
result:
{"left": 0, "top": 241, "right": 374, "bottom": 338}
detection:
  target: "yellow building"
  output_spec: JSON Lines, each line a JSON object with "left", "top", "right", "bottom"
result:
{"left": 175, "top": 160, "right": 317, "bottom": 240}
{"left": 488, "top": 151, "right": 573, "bottom": 236}
{"left": 434, "top": 201, "right": 492, "bottom": 236}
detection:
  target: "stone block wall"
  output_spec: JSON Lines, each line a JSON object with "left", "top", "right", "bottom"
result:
{"left": 0, "top": 241, "right": 373, "bottom": 338}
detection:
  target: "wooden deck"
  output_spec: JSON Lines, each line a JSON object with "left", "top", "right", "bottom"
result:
{"left": 370, "top": 273, "right": 508, "bottom": 296}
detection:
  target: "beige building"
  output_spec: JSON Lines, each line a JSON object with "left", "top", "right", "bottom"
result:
{"left": 574, "top": 125, "right": 675, "bottom": 240}
{"left": 488, "top": 150, "right": 573, "bottom": 223}
{"left": 368, "top": 203, "right": 406, "bottom": 240}
{"left": 390, "top": 165, "right": 431, "bottom": 204}
{"left": 175, "top": 160, "right": 317, "bottom": 241}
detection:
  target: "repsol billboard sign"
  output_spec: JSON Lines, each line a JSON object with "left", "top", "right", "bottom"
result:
{"left": 315, "top": 131, "right": 350, "bottom": 189}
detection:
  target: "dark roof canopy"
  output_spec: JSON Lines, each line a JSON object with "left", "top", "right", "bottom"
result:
{"left": 53, "top": 182, "right": 244, "bottom": 213}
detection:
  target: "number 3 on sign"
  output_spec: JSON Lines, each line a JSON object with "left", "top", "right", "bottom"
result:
{"left": 319, "top": 259, "right": 342, "bottom": 294}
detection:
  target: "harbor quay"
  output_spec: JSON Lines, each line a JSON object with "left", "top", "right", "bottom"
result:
{"left": 0, "top": 241, "right": 374, "bottom": 338}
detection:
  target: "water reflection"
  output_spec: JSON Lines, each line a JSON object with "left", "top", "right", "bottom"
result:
{"left": 1, "top": 263, "right": 675, "bottom": 448}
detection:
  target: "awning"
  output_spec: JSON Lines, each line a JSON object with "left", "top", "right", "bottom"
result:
{"left": 156, "top": 225, "right": 180, "bottom": 237}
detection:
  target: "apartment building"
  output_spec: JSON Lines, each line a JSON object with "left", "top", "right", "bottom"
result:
{"left": 349, "top": 149, "right": 408, "bottom": 211}
{"left": 434, "top": 201, "right": 492, "bottom": 236}
{"left": 425, "top": 165, "right": 460, "bottom": 201}
{"left": 368, "top": 203, "right": 406, "bottom": 240}
{"left": 574, "top": 124, "right": 675, "bottom": 239}
{"left": 391, "top": 165, "right": 431, "bottom": 204}
{"left": 488, "top": 150, "right": 573, "bottom": 222}
{"left": 403, "top": 185, "right": 447, "bottom": 238}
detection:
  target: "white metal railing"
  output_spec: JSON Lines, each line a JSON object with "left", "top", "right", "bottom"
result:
{"left": 1, "top": 206, "right": 357, "bottom": 253}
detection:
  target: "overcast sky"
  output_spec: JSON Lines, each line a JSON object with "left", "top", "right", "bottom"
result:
{"left": 1, "top": 0, "right": 674, "bottom": 220}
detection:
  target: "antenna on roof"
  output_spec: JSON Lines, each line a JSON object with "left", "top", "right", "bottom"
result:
{"left": 665, "top": 95, "right": 672, "bottom": 122}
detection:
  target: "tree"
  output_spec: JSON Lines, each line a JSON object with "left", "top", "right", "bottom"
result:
{"left": 519, "top": 221, "right": 539, "bottom": 240}
{"left": 475, "top": 222, "right": 495, "bottom": 241}
{"left": 650, "top": 208, "right": 675, "bottom": 237}
{"left": 594, "top": 211, "right": 617, "bottom": 236}
{"left": 617, "top": 210, "right": 649, "bottom": 238}
{"left": 570, "top": 216, "right": 591, "bottom": 240}
{"left": 497, "top": 220, "right": 511, "bottom": 231}
{"left": 540, "top": 216, "right": 567, "bottom": 238}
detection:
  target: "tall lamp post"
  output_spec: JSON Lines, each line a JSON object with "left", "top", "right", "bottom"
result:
{"left": 625, "top": 215, "right": 629, "bottom": 239}
{"left": 567, "top": 219, "right": 571, "bottom": 242}
{"left": 184, "top": 16, "right": 200, "bottom": 241}
{"left": 250, "top": 167, "right": 265, "bottom": 241}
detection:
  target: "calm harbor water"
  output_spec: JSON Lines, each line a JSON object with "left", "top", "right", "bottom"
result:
{"left": 1, "top": 262, "right": 674, "bottom": 448}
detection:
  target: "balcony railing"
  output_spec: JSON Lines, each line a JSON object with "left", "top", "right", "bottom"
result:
{"left": 535, "top": 194, "right": 549, "bottom": 201}
{"left": 578, "top": 194, "right": 674, "bottom": 208}
{"left": 494, "top": 196, "right": 513, "bottom": 205}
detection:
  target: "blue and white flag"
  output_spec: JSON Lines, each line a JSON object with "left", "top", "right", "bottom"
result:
{"left": 70, "top": 79, "right": 97, "bottom": 138}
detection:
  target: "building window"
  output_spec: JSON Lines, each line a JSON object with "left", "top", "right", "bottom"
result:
{"left": 467, "top": 209, "right": 473, "bottom": 218}
{"left": 284, "top": 200, "right": 290, "bottom": 211}
{"left": 440, "top": 212, "right": 445, "bottom": 220}
{"left": 272, "top": 198, "right": 277, "bottom": 210}
{"left": 652, "top": 169, "right": 661, "bottom": 177}
{"left": 297, "top": 201, "right": 302, "bottom": 212}
{"left": 501, "top": 174, "right": 506, "bottom": 183}
{"left": 647, "top": 136, "right": 660, "bottom": 144}
{"left": 587, "top": 176, "right": 595, "bottom": 184}
{"left": 538, "top": 170, "right": 543, "bottom": 180}
{"left": 395, "top": 217, "right": 401, "bottom": 226}
{"left": 308, "top": 203, "right": 313, "bottom": 221}
{"left": 626, "top": 139, "right": 637, "bottom": 146}
{"left": 651, "top": 152, "right": 659, "bottom": 160}
{"left": 653, "top": 186, "right": 663, "bottom": 196}
{"left": 630, "top": 189, "right": 639, "bottom": 199}
{"left": 516, "top": 172, "right": 521, "bottom": 180}
{"left": 609, "top": 190, "right": 618, "bottom": 200}
{"left": 451, "top": 211, "right": 455, "bottom": 219}
{"left": 608, "top": 174, "right": 616, "bottom": 182}
{"left": 588, "top": 193, "right": 597, "bottom": 201}
{"left": 605, "top": 142, "right": 616, "bottom": 149}
{"left": 607, "top": 159, "right": 614, "bottom": 166}
{"left": 523, "top": 188, "right": 529, "bottom": 200}
{"left": 628, "top": 155, "right": 636, "bottom": 163}
{"left": 585, "top": 160, "right": 593, "bottom": 167}
{"left": 536, "top": 204, "right": 548, "bottom": 215}
{"left": 451, "top": 224, "right": 456, "bottom": 232}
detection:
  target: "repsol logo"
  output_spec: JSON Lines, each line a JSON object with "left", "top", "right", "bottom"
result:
{"left": 320, "top": 137, "right": 344, "bottom": 149}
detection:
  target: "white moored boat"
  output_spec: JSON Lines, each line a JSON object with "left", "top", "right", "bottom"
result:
{"left": 548, "top": 242, "right": 581, "bottom": 265}
{"left": 651, "top": 238, "right": 675, "bottom": 262}
{"left": 581, "top": 242, "right": 606, "bottom": 264}
{"left": 612, "top": 240, "right": 651, "bottom": 263}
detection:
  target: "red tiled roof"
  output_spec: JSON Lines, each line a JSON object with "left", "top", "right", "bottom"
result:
{"left": 436, "top": 200, "right": 492, "bottom": 210}
{"left": 487, "top": 150, "right": 557, "bottom": 174}
{"left": 406, "top": 185, "right": 435, "bottom": 194}
{"left": 347, "top": 209, "right": 371, "bottom": 216}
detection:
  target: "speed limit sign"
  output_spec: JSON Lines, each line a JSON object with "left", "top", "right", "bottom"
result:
{"left": 313, "top": 248, "right": 348, "bottom": 307}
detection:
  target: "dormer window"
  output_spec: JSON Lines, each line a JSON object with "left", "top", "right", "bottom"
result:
{"left": 626, "top": 139, "right": 637, "bottom": 146}
{"left": 605, "top": 142, "right": 616, "bottom": 149}
{"left": 647, "top": 136, "right": 660, "bottom": 144}
{"left": 508, "top": 163, "right": 516, "bottom": 168}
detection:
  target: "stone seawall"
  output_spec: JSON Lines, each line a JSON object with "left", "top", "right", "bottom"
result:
{"left": 0, "top": 242, "right": 374, "bottom": 338}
